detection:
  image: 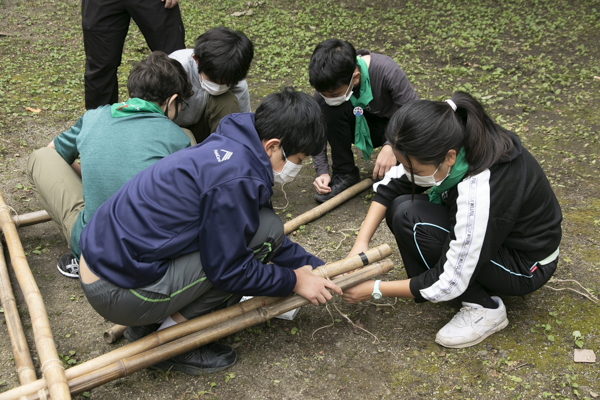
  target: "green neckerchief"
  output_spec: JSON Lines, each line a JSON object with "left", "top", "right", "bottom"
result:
{"left": 349, "top": 56, "right": 374, "bottom": 160}
{"left": 428, "top": 147, "right": 469, "bottom": 204}
{"left": 110, "top": 98, "right": 164, "bottom": 118}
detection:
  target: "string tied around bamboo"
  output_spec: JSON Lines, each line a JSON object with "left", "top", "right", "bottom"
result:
{"left": 40, "top": 358, "right": 63, "bottom": 375}
{"left": 0, "top": 205, "right": 19, "bottom": 226}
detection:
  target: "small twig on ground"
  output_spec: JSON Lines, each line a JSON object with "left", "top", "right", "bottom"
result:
{"left": 544, "top": 278, "right": 599, "bottom": 303}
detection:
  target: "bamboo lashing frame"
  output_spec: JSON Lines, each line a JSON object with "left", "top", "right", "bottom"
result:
{"left": 18, "top": 259, "right": 394, "bottom": 400}
{"left": 0, "top": 190, "right": 72, "bottom": 400}
{"left": 283, "top": 178, "right": 372, "bottom": 234}
{"left": 13, "top": 178, "right": 373, "bottom": 232}
{"left": 0, "top": 240, "right": 37, "bottom": 385}
{"left": 12, "top": 210, "right": 51, "bottom": 228}
{"left": 2, "top": 246, "right": 393, "bottom": 400}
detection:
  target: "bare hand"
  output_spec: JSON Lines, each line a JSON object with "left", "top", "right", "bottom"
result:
{"left": 342, "top": 280, "right": 374, "bottom": 303}
{"left": 373, "top": 145, "right": 396, "bottom": 180}
{"left": 162, "top": 0, "right": 179, "bottom": 9}
{"left": 293, "top": 265, "right": 342, "bottom": 305}
{"left": 313, "top": 174, "right": 332, "bottom": 194}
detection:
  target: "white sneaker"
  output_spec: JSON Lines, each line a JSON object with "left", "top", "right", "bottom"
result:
{"left": 435, "top": 296, "right": 509, "bottom": 348}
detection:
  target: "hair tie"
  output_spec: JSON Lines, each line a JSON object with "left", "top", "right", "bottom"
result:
{"left": 445, "top": 99, "right": 457, "bottom": 112}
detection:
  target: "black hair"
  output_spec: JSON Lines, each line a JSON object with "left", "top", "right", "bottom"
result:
{"left": 309, "top": 39, "right": 357, "bottom": 93}
{"left": 194, "top": 27, "right": 254, "bottom": 86}
{"left": 255, "top": 87, "right": 326, "bottom": 157}
{"left": 386, "top": 91, "right": 513, "bottom": 177}
{"left": 127, "top": 51, "right": 194, "bottom": 107}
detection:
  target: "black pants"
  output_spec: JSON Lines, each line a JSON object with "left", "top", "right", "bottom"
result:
{"left": 321, "top": 101, "right": 389, "bottom": 176}
{"left": 82, "top": 0, "right": 185, "bottom": 109}
{"left": 386, "top": 195, "right": 557, "bottom": 307}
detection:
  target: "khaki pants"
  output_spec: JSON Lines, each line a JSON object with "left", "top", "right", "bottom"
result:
{"left": 27, "top": 147, "right": 84, "bottom": 246}
{"left": 187, "top": 90, "right": 239, "bottom": 144}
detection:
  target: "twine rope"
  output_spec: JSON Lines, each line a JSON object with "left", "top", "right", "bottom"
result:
{"left": 40, "top": 358, "right": 64, "bottom": 374}
{"left": 0, "top": 205, "right": 20, "bottom": 226}
{"left": 273, "top": 182, "right": 289, "bottom": 210}
{"left": 544, "top": 278, "right": 599, "bottom": 303}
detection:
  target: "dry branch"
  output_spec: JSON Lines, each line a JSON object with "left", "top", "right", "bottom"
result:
{"left": 0, "top": 240, "right": 37, "bottom": 385}
{"left": 0, "top": 190, "right": 71, "bottom": 400}
{"left": 283, "top": 178, "right": 372, "bottom": 234}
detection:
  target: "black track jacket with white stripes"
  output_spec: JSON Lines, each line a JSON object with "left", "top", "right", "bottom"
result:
{"left": 372, "top": 132, "right": 562, "bottom": 302}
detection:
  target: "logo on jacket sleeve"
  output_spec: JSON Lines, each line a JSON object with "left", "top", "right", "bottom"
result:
{"left": 214, "top": 149, "right": 233, "bottom": 162}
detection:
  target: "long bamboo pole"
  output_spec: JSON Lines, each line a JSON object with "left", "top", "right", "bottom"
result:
{"left": 52, "top": 260, "right": 394, "bottom": 399}
{"left": 2, "top": 247, "right": 393, "bottom": 400}
{"left": 0, "top": 240, "right": 37, "bottom": 385}
{"left": 0, "top": 190, "right": 71, "bottom": 400}
{"left": 11, "top": 211, "right": 51, "bottom": 228}
{"left": 102, "top": 243, "right": 392, "bottom": 344}
{"left": 283, "top": 178, "right": 372, "bottom": 234}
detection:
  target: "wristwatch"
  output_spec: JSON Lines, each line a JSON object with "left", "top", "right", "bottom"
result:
{"left": 371, "top": 280, "right": 382, "bottom": 300}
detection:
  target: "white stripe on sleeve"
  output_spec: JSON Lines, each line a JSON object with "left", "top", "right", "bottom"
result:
{"left": 419, "top": 169, "right": 491, "bottom": 302}
{"left": 373, "top": 164, "right": 406, "bottom": 192}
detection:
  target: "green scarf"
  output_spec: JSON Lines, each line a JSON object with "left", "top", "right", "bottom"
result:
{"left": 428, "top": 148, "right": 469, "bottom": 204}
{"left": 110, "top": 98, "right": 164, "bottom": 118}
{"left": 349, "top": 56, "right": 374, "bottom": 160}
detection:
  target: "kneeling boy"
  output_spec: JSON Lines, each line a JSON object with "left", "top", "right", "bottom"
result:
{"left": 309, "top": 39, "right": 419, "bottom": 202}
{"left": 78, "top": 88, "right": 342, "bottom": 375}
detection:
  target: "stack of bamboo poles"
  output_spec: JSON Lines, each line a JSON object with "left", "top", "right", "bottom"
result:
{"left": 0, "top": 178, "right": 379, "bottom": 399}
{"left": 0, "top": 190, "right": 71, "bottom": 400}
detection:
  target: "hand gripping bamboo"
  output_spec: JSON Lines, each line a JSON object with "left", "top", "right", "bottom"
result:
{"left": 54, "top": 260, "right": 394, "bottom": 398}
{"left": 0, "top": 190, "right": 71, "bottom": 400}
{"left": 283, "top": 178, "right": 372, "bottom": 234}
{"left": 1, "top": 245, "right": 392, "bottom": 400}
{"left": 0, "top": 240, "right": 37, "bottom": 385}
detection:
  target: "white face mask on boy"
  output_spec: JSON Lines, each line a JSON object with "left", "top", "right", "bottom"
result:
{"left": 406, "top": 162, "right": 451, "bottom": 187}
{"left": 200, "top": 74, "right": 229, "bottom": 96}
{"left": 273, "top": 148, "right": 302, "bottom": 184}
{"left": 321, "top": 74, "right": 355, "bottom": 107}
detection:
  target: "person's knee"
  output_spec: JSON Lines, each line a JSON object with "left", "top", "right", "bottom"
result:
{"left": 27, "top": 147, "right": 55, "bottom": 187}
{"left": 249, "top": 208, "right": 284, "bottom": 263}
{"left": 385, "top": 194, "right": 414, "bottom": 233}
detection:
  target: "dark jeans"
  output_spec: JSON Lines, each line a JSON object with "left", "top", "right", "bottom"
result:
{"left": 81, "top": 208, "right": 285, "bottom": 326}
{"left": 386, "top": 195, "right": 557, "bottom": 307}
{"left": 82, "top": 0, "right": 185, "bottom": 109}
{"left": 321, "top": 101, "right": 389, "bottom": 176}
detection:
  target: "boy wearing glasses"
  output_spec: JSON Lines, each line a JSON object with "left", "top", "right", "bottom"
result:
{"left": 169, "top": 27, "right": 254, "bottom": 144}
{"left": 27, "top": 52, "right": 195, "bottom": 279}
{"left": 309, "top": 39, "right": 419, "bottom": 203}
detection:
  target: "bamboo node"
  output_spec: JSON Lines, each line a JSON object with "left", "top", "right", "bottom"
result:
{"left": 40, "top": 358, "right": 64, "bottom": 374}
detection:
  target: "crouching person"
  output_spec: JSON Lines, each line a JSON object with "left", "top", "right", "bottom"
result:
{"left": 78, "top": 88, "right": 342, "bottom": 374}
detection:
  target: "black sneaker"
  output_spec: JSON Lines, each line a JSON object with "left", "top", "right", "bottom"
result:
{"left": 149, "top": 342, "right": 237, "bottom": 375}
{"left": 314, "top": 172, "right": 360, "bottom": 203}
{"left": 123, "top": 323, "right": 161, "bottom": 342}
{"left": 57, "top": 253, "right": 80, "bottom": 278}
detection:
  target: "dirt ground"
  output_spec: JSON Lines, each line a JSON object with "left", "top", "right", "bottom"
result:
{"left": 1, "top": 0, "right": 599, "bottom": 399}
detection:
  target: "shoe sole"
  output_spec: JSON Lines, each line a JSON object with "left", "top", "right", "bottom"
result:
{"left": 435, "top": 317, "right": 509, "bottom": 349}
{"left": 56, "top": 263, "right": 79, "bottom": 279}
{"left": 148, "top": 353, "right": 237, "bottom": 375}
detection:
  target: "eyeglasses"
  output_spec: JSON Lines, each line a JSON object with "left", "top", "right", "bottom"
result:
{"left": 180, "top": 100, "right": 189, "bottom": 111}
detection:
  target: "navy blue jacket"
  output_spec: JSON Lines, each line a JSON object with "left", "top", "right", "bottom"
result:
{"left": 80, "top": 113, "right": 323, "bottom": 296}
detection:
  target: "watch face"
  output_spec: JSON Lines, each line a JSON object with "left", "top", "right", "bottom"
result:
{"left": 373, "top": 292, "right": 382, "bottom": 300}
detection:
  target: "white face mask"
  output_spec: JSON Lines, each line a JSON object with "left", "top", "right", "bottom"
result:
{"left": 273, "top": 148, "right": 302, "bottom": 184}
{"left": 200, "top": 74, "right": 229, "bottom": 96}
{"left": 320, "top": 74, "right": 355, "bottom": 107}
{"left": 406, "top": 162, "right": 451, "bottom": 187}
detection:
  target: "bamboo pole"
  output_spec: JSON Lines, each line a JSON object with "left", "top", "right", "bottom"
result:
{"left": 53, "top": 260, "right": 394, "bottom": 399}
{"left": 11, "top": 211, "right": 51, "bottom": 228}
{"left": 0, "top": 190, "right": 71, "bottom": 400}
{"left": 2, "top": 247, "right": 393, "bottom": 400}
{"left": 102, "top": 325, "right": 127, "bottom": 344}
{"left": 283, "top": 178, "right": 372, "bottom": 234}
{"left": 0, "top": 240, "right": 37, "bottom": 385}
{"left": 101, "top": 243, "right": 392, "bottom": 343}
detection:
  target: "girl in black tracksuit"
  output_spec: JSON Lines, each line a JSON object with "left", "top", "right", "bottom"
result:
{"left": 343, "top": 92, "right": 562, "bottom": 348}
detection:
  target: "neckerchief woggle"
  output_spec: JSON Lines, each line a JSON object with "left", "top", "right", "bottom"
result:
{"left": 350, "top": 56, "right": 374, "bottom": 160}
{"left": 110, "top": 98, "right": 164, "bottom": 118}
{"left": 428, "top": 147, "right": 469, "bottom": 204}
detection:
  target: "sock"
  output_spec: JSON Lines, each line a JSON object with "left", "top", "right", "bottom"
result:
{"left": 158, "top": 315, "right": 177, "bottom": 331}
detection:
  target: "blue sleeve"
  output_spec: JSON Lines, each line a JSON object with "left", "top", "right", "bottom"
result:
{"left": 53, "top": 115, "right": 84, "bottom": 165}
{"left": 197, "top": 179, "right": 299, "bottom": 297}
{"left": 271, "top": 236, "right": 323, "bottom": 270}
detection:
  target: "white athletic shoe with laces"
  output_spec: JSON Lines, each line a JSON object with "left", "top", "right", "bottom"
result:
{"left": 435, "top": 296, "right": 509, "bottom": 348}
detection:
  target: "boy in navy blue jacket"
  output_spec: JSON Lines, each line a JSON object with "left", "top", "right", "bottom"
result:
{"left": 78, "top": 88, "right": 342, "bottom": 375}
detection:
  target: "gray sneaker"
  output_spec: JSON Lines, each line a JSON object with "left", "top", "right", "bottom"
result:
{"left": 56, "top": 253, "right": 79, "bottom": 278}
